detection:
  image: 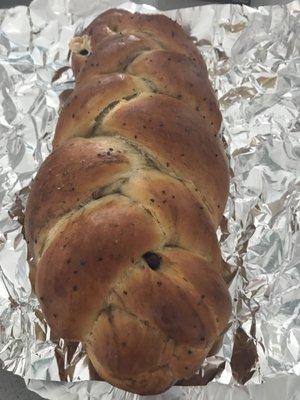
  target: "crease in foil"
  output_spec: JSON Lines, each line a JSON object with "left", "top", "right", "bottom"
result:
{"left": 0, "top": 0, "right": 299, "bottom": 399}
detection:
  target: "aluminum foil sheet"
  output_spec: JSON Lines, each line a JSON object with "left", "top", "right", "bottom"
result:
{"left": 0, "top": 0, "right": 299, "bottom": 399}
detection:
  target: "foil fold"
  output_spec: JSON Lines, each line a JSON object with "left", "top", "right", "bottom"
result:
{"left": 0, "top": 0, "right": 299, "bottom": 399}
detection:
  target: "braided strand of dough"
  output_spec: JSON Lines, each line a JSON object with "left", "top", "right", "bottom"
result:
{"left": 25, "top": 9, "right": 231, "bottom": 395}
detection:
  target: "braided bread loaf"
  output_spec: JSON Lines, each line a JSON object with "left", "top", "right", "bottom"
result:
{"left": 25, "top": 9, "right": 231, "bottom": 395}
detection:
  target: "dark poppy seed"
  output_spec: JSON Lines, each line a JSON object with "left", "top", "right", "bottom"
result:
{"left": 73, "top": 285, "right": 78, "bottom": 291}
{"left": 143, "top": 252, "right": 161, "bottom": 270}
{"left": 123, "top": 291, "right": 128, "bottom": 295}
{"left": 79, "top": 49, "right": 89, "bottom": 56}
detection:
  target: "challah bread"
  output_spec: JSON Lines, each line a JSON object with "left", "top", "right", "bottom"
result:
{"left": 25, "top": 9, "right": 231, "bottom": 395}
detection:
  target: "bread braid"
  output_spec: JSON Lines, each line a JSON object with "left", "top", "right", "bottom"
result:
{"left": 25, "top": 9, "right": 231, "bottom": 395}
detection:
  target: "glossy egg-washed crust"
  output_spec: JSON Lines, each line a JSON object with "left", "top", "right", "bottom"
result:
{"left": 24, "top": 9, "right": 231, "bottom": 395}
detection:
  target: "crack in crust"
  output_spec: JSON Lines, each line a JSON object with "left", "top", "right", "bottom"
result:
{"left": 24, "top": 8, "right": 231, "bottom": 396}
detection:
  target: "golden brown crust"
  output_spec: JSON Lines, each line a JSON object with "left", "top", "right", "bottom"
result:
{"left": 109, "top": 261, "right": 215, "bottom": 347}
{"left": 87, "top": 309, "right": 175, "bottom": 395}
{"left": 76, "top": 33, "right": 161, "bottom": 85}
{"left": 73, "top": 9, "right": 206, "bottom": 74}
{"left": 102, "top": 93, "right": 228, "bottom": 225}
{"left": 127, "top": 50, "right": 222, "bottom": 134}
{"left": 25, "top": 8, "right": 231, "bottom": 395}
{"left": 161, "top": 248, "right": 232, "bottom": 334}
{"left": 36, "top": 195, "right": 163, "bottom": 338}
{"left": 25, "top": 136, "right": 144, "bottom": 260}
{"left": 53, "top": 74, "right": 150, "bottom": 148}
{"left": 121, "top": 169, "right": 221, "bottom": 264}
{"left": 87, "top": 308, "right": 172, "bottom": 378}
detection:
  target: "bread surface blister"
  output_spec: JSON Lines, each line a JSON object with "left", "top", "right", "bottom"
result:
{"left": 25, "top": 9, "right": 231, "bottom": 395}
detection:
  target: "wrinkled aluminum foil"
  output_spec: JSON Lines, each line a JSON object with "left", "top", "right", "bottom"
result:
{"left": 0, "top": 0, "right": 299, "bottom": 399}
